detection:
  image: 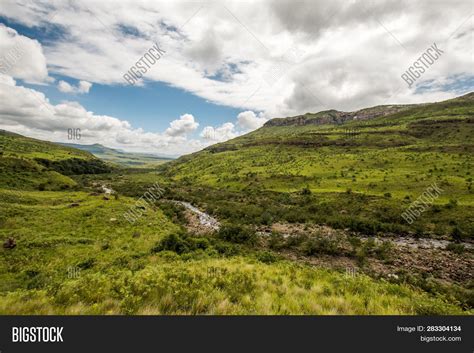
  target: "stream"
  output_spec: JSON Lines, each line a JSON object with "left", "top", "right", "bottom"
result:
{"left": 369, "top": 236, "right": 473, "bottom": 250}
{"left": 98, "top": 184, "right": 471, "bottom": 251}
{"left": 257, "top": 229, "right": 473, "bottom": 251}
{"left": 173, "top": 201, "right": 220, "bottom": 230}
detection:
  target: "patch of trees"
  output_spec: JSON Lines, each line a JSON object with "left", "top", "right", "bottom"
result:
{"left": 34, "top": 157, "right": 112, "bottom": 175}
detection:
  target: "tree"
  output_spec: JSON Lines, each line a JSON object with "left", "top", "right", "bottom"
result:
{"left": 450, "top": 226, "right": 462, "bottom": 243}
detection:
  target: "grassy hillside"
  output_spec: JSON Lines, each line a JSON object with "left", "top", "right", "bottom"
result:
{"left": 0, "top": 130, "right": 111, "bottom": 190}
{"left": 160, "top": 93, "right": 474, "bottom": 239}
{"left": 0, "top": 130, "right": 92, "bottom": 161}
{"left": 1, "top": 94, "right": 472, "bottom": 315}
{"left": 0, "top": 187, "right": 464, "bottom": 314}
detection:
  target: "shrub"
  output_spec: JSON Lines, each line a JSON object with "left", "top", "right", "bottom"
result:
{"left": 34, "top": 157, "right": 112, "bottom": 175}
{"left": 445, "top": 243, "right": 465, "bottom": 254}
{"left": 450, "top": 226, "right": 463, "bottom": 243}
{"left": 375, "top": 241, "right": 393, "bottom": 261}
{"left": 217, "top": 225, "right": 257, "bottom": 245}
{"left": 151, "top": 233, "right": 239, "bottom": 258}
{"left": 214, "top": 242, "right": 240, "bottom": 256}
{"left": 77, "top": 258, "right": 95, "bottom": 270}
{"left": 348, "top": 236, "right": 362, "bottom": 255}
{"left": 446, "top": 199, "right": 458, "bottom": 209}
{"left": 268, "top": 232, "right": 285, "bottom": 250}
{"left": 302, "top": 237, "right": 339, "bottom": 256}
{"left": 301, "top": 187, "right": 311, "bottom": 195}
{"left": 151, "top": 233, "right": 192, "bottom": 254}
{"left": 255, "top": 251, "right": 278, "bottom": 264}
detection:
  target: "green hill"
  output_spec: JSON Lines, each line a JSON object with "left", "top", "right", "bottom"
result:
{"left": 0, "top": 130, "right": 111, "bottom": 190}
{"left": 161, "top": 93, "right": 474, "bottom": 239}
{"left": 1, "top": 94, "right": 472, "bottom": 315}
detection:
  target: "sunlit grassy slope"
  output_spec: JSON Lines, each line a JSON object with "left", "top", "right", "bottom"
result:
{"left": 0, "top": 130, "right": 110, "bottom": 190}
{"left": 1, "top": 94, "right": 473, "bottom": 314}
{"left": 159, "top": 93, "right": 474, "bottom": 237}
{"left": 0, "top": 189, "right": 464, "bottom": 314}
{"left": 0, "top": 126, "right": 465, "bottom": 314}
{"left": 0, "top": 130, "right": 92, "bottom": 161}
{"left": 164, "top": 94, "right": 473, "bottom": 197}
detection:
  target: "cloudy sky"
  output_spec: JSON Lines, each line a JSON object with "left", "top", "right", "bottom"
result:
{"left": 0, "top": 0, "right": 472, "bottom": 156}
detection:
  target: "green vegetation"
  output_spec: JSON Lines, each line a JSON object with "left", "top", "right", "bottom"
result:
{"left": 1, "top": 93, "right": 473, "bottom": 315}
{"left": 1, "top": 187, "right": 463, "bottom": 315}
{"left": 160, "top": 93, "right": 474, "bottom": 239}
{"left": 0, "top": 130, "right": 111, "bottom": 190}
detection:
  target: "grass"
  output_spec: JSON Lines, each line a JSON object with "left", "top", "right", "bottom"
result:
{"left": 0, "top": 188, "right": 468, "bottom": 315}
{"left": 0, "top": 94, "right": 473, "bottom": 315}
{"left": 157, "top": 95, "right": 474, "bottom": 238}
{"left": 0, "top": 255, "right": 465, "bottom": 315}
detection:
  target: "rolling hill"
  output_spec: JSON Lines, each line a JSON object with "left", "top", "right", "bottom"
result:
{"left": 0, "top": 130, "right": 111, "bottom": 190}
{"left": 0, "top": 93, "right": 473, "bottom": 315}
{"left": 160, "top": 92, "right": 474, "bottom": 239}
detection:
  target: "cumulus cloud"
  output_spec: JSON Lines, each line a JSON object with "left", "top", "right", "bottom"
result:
{"left": 0, "top": 0, "right": 468, "bottom": 117}
{"left": 0, "top": 74, "right": 204, "bottom": 156}
{"left": 0, "top": 23, "right": 50, "bottom": 83}
{"left": 200, "top": 122, "right": 238, "bottom": 142}
{"left": 200, "top": 110, "right": 266, "bottom": 144}
{"left": 165, "top": 114, "right": 199, "bottom": 136}
{"left": 237, "top": 111, "right": 268, "bottom": 131}
{"left": 0, "top": 0, "right": 473, "bottom": 155}
{"left": 58, "top": 80, "right": 92, "bottom": 94}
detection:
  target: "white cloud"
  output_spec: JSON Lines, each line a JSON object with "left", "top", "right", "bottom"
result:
{"left": 200, "top": 109, "right": 267, "bottom": 144}
{"left": 200, "top": 122, "right": 238, "bottom": 142}
{"left": 237, "top": 111, "right": 268, "bottom": 131}
{"left": 0, "top": 74, "right": 204, "bottom": 156}
{"left": 0, "top": 0, "right": 473, "bottom": 155}
{"left": 0, "top": 0, "right": 468, "bottom": 117}
{"left": 165, "top": 114, "right": 199, "bottom": 136}
{"left": 58, "top": 80, "right": 92, "bottom": 94}
{"left": 0, "top": 23, "right": 50, "bottom": 83}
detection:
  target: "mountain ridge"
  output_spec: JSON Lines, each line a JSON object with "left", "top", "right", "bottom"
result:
{"left": 263, "top": 92, "right": 474, "bottom": 127}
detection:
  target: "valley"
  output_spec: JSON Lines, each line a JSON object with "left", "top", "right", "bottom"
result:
{"left": 1, "top": 93, "right": 473, "bottom": 315}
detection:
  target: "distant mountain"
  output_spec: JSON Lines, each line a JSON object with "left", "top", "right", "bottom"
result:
{"left": 59, "top": 143, "right": 174, "bottom": 168}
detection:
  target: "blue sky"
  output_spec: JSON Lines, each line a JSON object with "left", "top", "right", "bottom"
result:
{"left": 0, "top": 1, "right": 472, "bottom": 155}
{"left": 24, "top": 76, "right": 241, "bottom": 137}
{"left": 1, "top": 16, "right": 241, "bottom": 139}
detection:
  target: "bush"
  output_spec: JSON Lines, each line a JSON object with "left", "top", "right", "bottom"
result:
{"left": 34, "top": 157, "right": 112, "bottom": 175}
{"left": 445, "top": 199, "right": 458, "bottom": 209}
{"left": 450, "top": 226, "right": 463, "bottom": 242}
{"left": 445, "top": 243, "right": 465, "bottom": 254}
{"left": 214, "top": 242, "right": 240, "bottom": 256}
{"left": 76, "top": 258, "right": 95, "bottom": 270}
{"left": 268, "top": 232, "right": 286, "bottom": 250}
{"left": 151, "top": 233, "right": 201, "bottom": 255}
{"left": 159, "top": 202, "right": 187, "bottom": 225}
{"left": 302, "top": 237, "right": 339, "bottom": 256}
{"left": 217, "top": 225, "right": 257, "bottom": 245}
{"left": 255, "top": 251, "right": 278, "bottom": 264}
{"left": 348, "top": 236, "right": 362, "bottom": 255}
{"left": 375, "top": 241, "right": 393, "bottom": 261}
